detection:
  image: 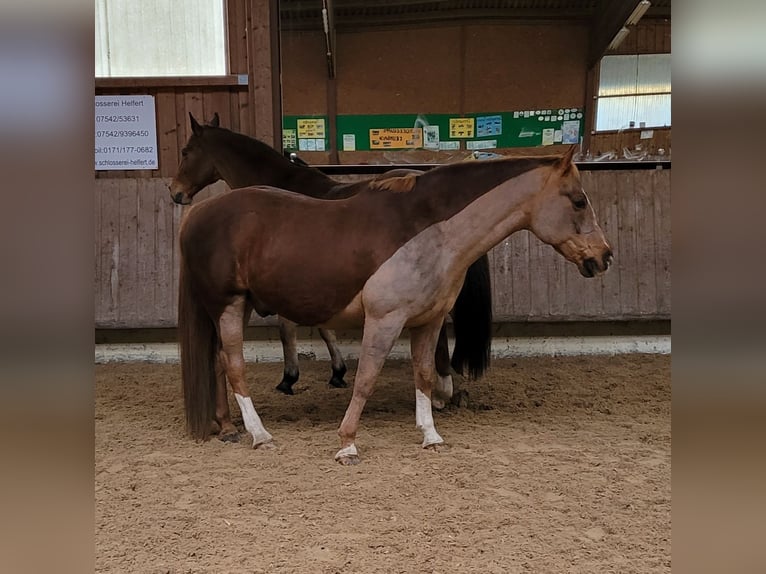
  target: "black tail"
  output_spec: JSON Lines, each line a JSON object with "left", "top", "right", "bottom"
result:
{"left": 450, "top": 254, "right": 493, "bottom": 378}
{"left": 178, "top": 259, "right": 218, "bottom": 440}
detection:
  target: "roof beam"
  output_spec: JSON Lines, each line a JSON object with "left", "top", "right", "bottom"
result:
{"left": 588, "top": 0, "right": 643, "bottom": 68}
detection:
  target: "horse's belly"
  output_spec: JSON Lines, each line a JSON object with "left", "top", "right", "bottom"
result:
{"left": 320, "top": 291, "right": 365, "bottom": 330}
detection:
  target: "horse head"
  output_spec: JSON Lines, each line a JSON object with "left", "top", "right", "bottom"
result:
{"left": 169, "top": 112, "right": 222, "bottom": 205}
{"left": 527, "top": 147, "right": 613, "bottom": 277}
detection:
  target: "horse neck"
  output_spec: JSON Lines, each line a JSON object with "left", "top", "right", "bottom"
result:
{"left": 437, "top": 165, "right": 551, "bottom": 264}
{"left": 206, "top": 134, "right": 336, "bottom": 195}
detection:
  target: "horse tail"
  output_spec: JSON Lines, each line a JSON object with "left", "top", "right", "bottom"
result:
{"left": 178, "top": 257, "right": 217, "bottom": 441}
{"left": 450, "top": 254, "right": 493, "bottom": 379}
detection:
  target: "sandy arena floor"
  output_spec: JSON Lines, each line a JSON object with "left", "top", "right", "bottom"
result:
{"left": 96, "top": 354, "right": 670, "bottom": 573}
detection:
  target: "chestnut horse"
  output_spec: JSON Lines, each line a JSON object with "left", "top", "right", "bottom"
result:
{"left": 177, "top": 147, "right": 613, "bottom": 464}
{"left": 169, "top": 114, "right": 492, "bottom": 427}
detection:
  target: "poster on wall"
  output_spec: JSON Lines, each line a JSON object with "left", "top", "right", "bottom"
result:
{"left": 297, "top": 118, "right": 326, "bottom": 151}
{"left": 561, "top": 120, "right": 580, "bottom": 144}
{"left": 297, "top": 118, "right": 325, "bottom": 138}
{"left": 369, "top": 128, "right": 423, "bottom": 149}
{"left": 283, "top": 129, "right": 297, "bottom": 150}
{"left": 423, "top": 125, "right": 440, "bottom": 149}
{"left": 95, "top": 95, "right": 158, "bottom": 170}
{"left": 342, "top": 134, "right": 356, "bottom": 151}
{"left": 449, "top": 118, "right": 475, "bottom": 138}
{"left": 476, "top": 115, "right": 502, "bottom": 137}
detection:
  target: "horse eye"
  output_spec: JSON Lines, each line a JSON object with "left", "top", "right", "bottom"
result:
{"left": 572, "top": 197, "right": 587, "bottom": 210}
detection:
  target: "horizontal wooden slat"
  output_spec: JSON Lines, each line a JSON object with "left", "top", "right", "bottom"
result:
{"left": 96, "top": 76, "right": 247, "bottom": 88}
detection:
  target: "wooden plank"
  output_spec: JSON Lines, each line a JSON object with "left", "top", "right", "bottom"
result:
{"left": 98, "top": 179, "right": 121, "bottom": 326}
{"left": 616, "top": 171, "right": 639, "bottom": 316}
{"left": 203, "top": 89, "right": 232, "bottom": 128}
{"left": 227, "top": 0, "right": 247, "bottom": 74}
{"left": 489, "top": 239, "right": 514, "bottom": 321}
{"left": 154, "top": 178, "right": 176, "bottom": 326}
{"left": 156, "top": 89, "right": 179, "bottom": 179}
{"left": 528, "top": 230, "right": 550, "bottom": 318}
{"left": 653, "top": 169, "right": 672, "bottom": 315}
{"left": 175, "top": 92, "right": 189, "bottom": 163}
{"left": 118, "top": 180, "right": 139, "bottom": 326}
{"left": 509, "top": 230, "right": 531, "bottom": 320}
{"left": 95, "top": 76, "right": 243, "bottom": 89}
{"left": 184, "top": 91, "right": 205, "bottom": 132}
{"left": 547, "top": 242, "right": 568, "bottom": 318}
{"left": 634, "top": 170, "right": 657, "bottom": 315}
{"left": 136, "top": 179, "right": 156, "bottom": 326}
{"left": 94, "top": 177, "right": 102, "bottom": 324}
{"left": 171, "top": 202, "right": 186, "bottom": 322}
{"left": 594, "top": 171, "right": 622, "bottom": 316}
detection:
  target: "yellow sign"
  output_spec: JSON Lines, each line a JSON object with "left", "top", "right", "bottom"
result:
{"left": 297, "top": 118, "right": 326, "bottom": 138}
{"left": 369, "top": 128, "right": 423, "bottom": 149}
{"left": 449, "top": 118, "right": 475, "bottom": 138}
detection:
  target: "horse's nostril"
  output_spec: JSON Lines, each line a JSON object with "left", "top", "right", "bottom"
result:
{"left": 583, "top": 257, "right": 598, "bottom": 277}
{"left": 603, "top": 250, "right": 614, "bottom": 268}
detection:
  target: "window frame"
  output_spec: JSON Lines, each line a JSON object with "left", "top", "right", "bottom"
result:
{"left": 593, "top": 53, "right": 671, "bottom": 133}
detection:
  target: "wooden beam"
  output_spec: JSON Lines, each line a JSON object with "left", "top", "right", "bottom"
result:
{"left": 588, "top": 0, "right": 642, "bottom": 67}
{"left": 95, "top": 76, "right": 246, "bottom": 89}
{"left": 246, "top": 0, "right": 283, "bottom": 149}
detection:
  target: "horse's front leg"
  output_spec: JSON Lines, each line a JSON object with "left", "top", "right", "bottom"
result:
{"left": 335, "top": 315, "right": 405, "bottom": 465}
{"left": 276, "top": 316, "right": 300, "bottom": 394}
{"left": 411, "top": 317, "right": 447, "bottom": 450}
{"left": 219, "top": 297, "right": 274, "bottom": 450}
{"left": 318, "top": 328, "right": 348, "bottom": 388}
{"left": 431, "top": 321, "right": 454, "bottom": 409}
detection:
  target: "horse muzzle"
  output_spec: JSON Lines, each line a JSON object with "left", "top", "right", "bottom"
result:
{"left": 172, "top": 191, "right": 192, "bottom": 205}
{"left": 580, "top": 250, "right": 613, "bottom": 278}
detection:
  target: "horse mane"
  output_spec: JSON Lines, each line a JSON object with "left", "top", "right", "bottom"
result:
{"left": 368, "top": 174, "right": 418, "bottom": 193}
{"left": 203, "top": 126, "right": 293, "bottom": 165}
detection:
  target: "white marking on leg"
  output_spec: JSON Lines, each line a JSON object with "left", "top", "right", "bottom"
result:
{"left": 415, "top": 389, "right": 444, "bottom": 447}
{"left": 234, "top": 393, "right": 273, "bottom": 448}
{"left": 334, "top": 443, "right": 358, "bottom": 461}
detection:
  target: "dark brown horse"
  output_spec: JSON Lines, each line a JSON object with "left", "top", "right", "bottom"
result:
{"left": 169, "top": 113, "right": 492, "bottom": 431}
{"left": 177, "top": 147, "right": 613, "bottom": 464}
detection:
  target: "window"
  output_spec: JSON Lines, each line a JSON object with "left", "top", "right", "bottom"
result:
{"left": 595, "top": 54, "right": 671, "bottom": 131}
{"left": 95, "top": 0, "right": 227, "bottom": 77}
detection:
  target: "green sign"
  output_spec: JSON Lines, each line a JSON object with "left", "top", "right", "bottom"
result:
{"left": 284, "top": 109, "right": 584, "bottom": 152}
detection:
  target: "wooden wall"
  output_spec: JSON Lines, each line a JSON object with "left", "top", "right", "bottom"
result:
{"left": 94, "top": 169, "right": 670, "bottom": 328}
{"left": 94, "top": 11, "right": 672, "bottom": 330}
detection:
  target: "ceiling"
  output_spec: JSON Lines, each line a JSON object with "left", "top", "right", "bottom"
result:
{"left": 280, "top": 0, "right": 671, "bottom": 31}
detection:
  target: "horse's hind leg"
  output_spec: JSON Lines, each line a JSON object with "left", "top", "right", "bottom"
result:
{"left": 213, "top": 352, "right": 240, "bottom": 442}
{"left": 219, "top": 297, "right": 274, "bottom": 449}
{"left": 335, "top": 315, "right": 405, "bottom": 465}
{"left": 411, "top": 318, "right": 446, "bottom": 450}
{"left": 318, "top": 328, "right": 348, "bottom": 388}
{"left": 276, "top": 316, "right": 300, "bottom": 394}
{"left": 432, "top": 322, "right": 454, "bottom": 410}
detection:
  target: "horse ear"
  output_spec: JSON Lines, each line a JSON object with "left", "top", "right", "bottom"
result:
{"left": 189, "top": 113, "right": 202, "bottom": 135}
{"left": 209, "top": 112, "right": 220, "bottom": 127}
{"left": 558, "top": 145, "right": 577, "bottom": 172}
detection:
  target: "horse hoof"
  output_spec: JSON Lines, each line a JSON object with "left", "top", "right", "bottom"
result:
{"left": 432, "top": 397, "right": 446, "bottom": 410}
{"left": 451, "top": 389, "right": 470, "bottom": 409}
{"left": 275, "top": 381, "right": 295, "bottom": 395}
{"left": 254, "top": 440, "right": 276, "bottom": 451}
{"left": 424, "top": 442, "right": 448, "bottom": 453}
{"left": 336, "top": 455, "right": 360, "bottom": 466}
{"left": 328, "top": 377, "right": 348, "bottom": 388}
{"left": 218, "top": 431, "right": 240, "bottom": 443}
